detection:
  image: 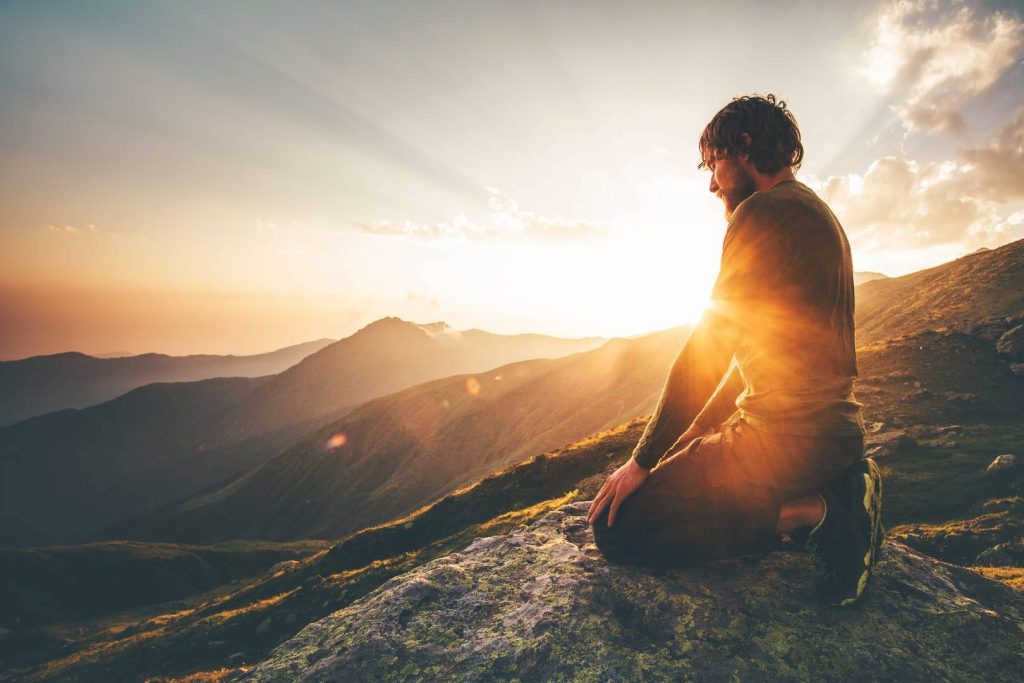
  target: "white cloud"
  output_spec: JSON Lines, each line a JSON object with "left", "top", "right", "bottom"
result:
{"left": 808, "top": 107, "right": 1024, "bottom": 255}
{"left": 864, "top": 0, "right": 1024, "bottom": 134}
{"left": 351, "top": 188, "right": 611, "bottom": 243}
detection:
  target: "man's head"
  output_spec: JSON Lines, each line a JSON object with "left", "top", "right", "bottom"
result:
{"left": 698, "top": 94, "right": 804, "bottom": 219}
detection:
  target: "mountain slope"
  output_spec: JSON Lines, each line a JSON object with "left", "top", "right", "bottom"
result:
{"left": 0, "top": 375, "right": 273, "bottom": 546}
{"left": 855, "top": 236, "right": 1024, "bottom": 344}
{"left": 0, "top": 339, "right": 336, "bottom": 428}
{"left": 1, "top": 318, "right": 606, "bottom": 546}
{"left": 200, "top": 317, "right": 607, "bottom": 451}
{"left": 107, "top": 327, "right": 689, "bottom": 544}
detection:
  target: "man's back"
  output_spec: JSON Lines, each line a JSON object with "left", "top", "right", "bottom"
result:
{"left": 716, "top": 178, "right": 864, "bottom": 437}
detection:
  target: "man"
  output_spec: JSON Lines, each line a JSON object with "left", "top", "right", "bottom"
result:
{"left": 586, "top": 94, "right": 884, "bottom": 607}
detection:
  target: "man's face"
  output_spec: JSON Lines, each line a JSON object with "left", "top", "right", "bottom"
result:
{"left": 707, "top": 150, "right": 756, "bottom": 220}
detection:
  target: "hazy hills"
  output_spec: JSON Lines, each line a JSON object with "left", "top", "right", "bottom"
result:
{"left": 0, "top": 338, "right": 336, "bottom": 428}
{"left": 853, "top": 270, "right": 888, "bottom": 286}
{"left": 0, "top": 320, "right": 605, "bottom": 546}
{"left": 107, "top": 327, "right": 690, "bottom": 544}
{"left": 855, "top": 236, "right": 1024, "bottom": 345}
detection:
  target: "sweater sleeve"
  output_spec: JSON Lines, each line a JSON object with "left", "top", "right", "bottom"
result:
{"left": 691, "top": 355, "right": 744, "bottom": 431}
{"left": 629, "top": 313, "right": 735, "bottom": 470}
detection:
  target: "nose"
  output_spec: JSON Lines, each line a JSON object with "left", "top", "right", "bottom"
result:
{"left": 709, "top": 174, "right": 718, "bottom": 194}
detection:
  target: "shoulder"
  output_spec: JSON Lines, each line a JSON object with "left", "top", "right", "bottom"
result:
{"left": 724, "top": 192, "right": 786, "bottom": 254}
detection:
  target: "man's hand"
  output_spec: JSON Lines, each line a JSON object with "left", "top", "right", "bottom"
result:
{"left": 586, "top": 458, "right": 651, "bottom": 528}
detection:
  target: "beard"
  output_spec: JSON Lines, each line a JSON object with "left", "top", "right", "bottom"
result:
{"left": 720, "top": 168, "right": 757, "bottom": 220}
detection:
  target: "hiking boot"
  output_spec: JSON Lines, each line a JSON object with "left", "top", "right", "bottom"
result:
{"left": 805, "top": 457, "right": 884, "bottom": 606}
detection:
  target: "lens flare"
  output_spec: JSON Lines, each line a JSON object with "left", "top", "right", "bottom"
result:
{"left": 326, "top": 432, "right": 348, "bottom": 449}
{"left": 465, "top": 376, "right": 481, "bottom": 396}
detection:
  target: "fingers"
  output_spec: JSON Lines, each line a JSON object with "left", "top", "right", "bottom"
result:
{"left": 588, "top": 479, "right": 614, "bottom": 524}
{"left": 607, "top": 490, "right": 623, "bottom": 527}
{"left": 587, "top": 484, "right": 609, "bottom": 524}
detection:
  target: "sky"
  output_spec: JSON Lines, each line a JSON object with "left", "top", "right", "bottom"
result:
{"left": 1, "top": 0, "right": 1023, "bottom": 359}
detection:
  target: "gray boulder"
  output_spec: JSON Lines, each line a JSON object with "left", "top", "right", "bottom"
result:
{"left": 997, "top": 324, "right": 1024, "bottom": 361}
{"left": 241, "top": 501, "right": 1024, "bottom": 682}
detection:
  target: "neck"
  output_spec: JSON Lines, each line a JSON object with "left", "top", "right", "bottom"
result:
{"left": 752, "top": 167, "right": 796, "bottom": 193}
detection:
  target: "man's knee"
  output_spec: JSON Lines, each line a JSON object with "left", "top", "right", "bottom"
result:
{"left": 589, "top": 504, "right": 634, "bottom": 564}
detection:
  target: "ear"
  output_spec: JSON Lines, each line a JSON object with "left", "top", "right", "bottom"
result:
{"left": 739, "top": 133, "right": 753, "bottom": 161}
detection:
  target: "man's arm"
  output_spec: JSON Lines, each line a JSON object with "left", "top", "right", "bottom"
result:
{"left": 630, "top": 314, "right": 735, "bottom": 470}
{"left": 690, "top": 355, "right": 744, "bottom": 433}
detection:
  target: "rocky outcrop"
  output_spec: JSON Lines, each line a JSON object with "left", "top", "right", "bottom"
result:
{"left": 996, "top": 324, "right": 1024, "bottom": 361}
{"left": 240, "top": 501, "right": 1024, "bottom": 682}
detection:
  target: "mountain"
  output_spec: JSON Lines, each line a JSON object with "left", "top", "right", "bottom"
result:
{"left": 240, "top": 501, "right": 1024, "bottom": 682}
{"left": 0, "top": 318, "right": 606, "bottom": 546}
{"left": 0, "top": 375, "right": 273, "bottom": 547}
{"left": 855, "top": 236, "right": 1024, "bottom": 345}
{"left": 198, "top": 317, "right": 607, "bottom": 452}
{"left": 853, "top": 270, "right": 888, "bottom": 286}
{"left": 105, "top": 327, "right": 689, "bottom": 544}
{"left": 0, "top": 339, "right": 336, "bottom": 428}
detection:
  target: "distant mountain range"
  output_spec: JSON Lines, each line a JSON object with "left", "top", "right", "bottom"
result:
{"left": 0, "top": 320, "right": 605, "bottom": 546}
{"left": 105, "top": 327, "right": 690, "bottom": 544}
{"left": 0, "top": 339, "right": 337, "bottom": 428}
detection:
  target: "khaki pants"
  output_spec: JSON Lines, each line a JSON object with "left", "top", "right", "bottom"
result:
{"left": 591, "top": 417, "right": 864, "bottom": 567}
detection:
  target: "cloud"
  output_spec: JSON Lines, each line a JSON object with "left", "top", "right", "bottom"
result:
{"left": 960, "top": 107, "right": 1024, "bottom": 199}
{"left": 45, "top": 223, "right": 119, "bottom": 236}
{"left": 351, "top": 188, "right": 611, "bottom": 243}
{"left": 808, "top": 109, "right": 1024, "bottom": 252}
{"left": 864, "top": 0, "right": 1024, "bottom": 134}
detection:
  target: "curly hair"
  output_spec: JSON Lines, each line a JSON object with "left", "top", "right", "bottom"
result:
{"left": 698, "top": 93, "right": 804, "bottom": 174}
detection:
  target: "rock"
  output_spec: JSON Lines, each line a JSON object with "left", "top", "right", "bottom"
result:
{"left": 975, "top": 542, "right": 1024, "bottom": 568}
{"left": 986, "top": 454, "right": 1016, "bottom": 474}
{"left": 943, "top": 391, "right": 978, "bottom": 404}
{"left": 954, "top": 316, "right": 1013, "bottom": 341}
{"left": 867, "top": 421, "right": 886, "bottom": 434}
{"left": 241, "top": 502, "right": 1024, "bottom": 682}
{"left": 905, "top": 388, "right": 931, "bottom": 400}
{"left": 1011, "top": 363, "right": 1024, "bottom": 377}
{"left": 865, "top": 430, "right": 919, "bottom": 457}
{"left": 885, "top": 370, "right": 914, "bottom": 382}
{"left": 270, "top": 560, "right": 301, "bottom": 575}
{"left": 892, "top": 498, "right": 1024, "bottom": 565}
{"left": 996, "top": 324, "right": 1024, "bottom": 361}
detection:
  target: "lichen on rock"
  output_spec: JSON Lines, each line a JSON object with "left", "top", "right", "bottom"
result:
{"left": 240, "top": 501, "right": 1024, "bottom": 682}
